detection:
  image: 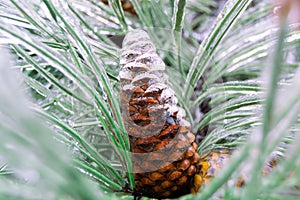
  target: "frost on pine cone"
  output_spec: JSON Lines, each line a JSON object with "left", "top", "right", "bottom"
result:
{"left": 119, "top": 29, "right": 200, "bottom": 198}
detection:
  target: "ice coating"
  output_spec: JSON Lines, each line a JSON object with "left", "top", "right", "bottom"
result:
{"left": 120, "top": 30, "right": 165, "bottom": 71}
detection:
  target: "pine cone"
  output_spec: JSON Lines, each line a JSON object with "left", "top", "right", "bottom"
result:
{"left": 190, "top": 149, "right": 281, "bottom": 193}
{"left": 119, "top": 29, "right": 200, "bottom": 198}
{"left": 101, "top": 0, "right": 136, "bottom": 16}
{"left": 191, "top": 149, "right": 231, "bottom": 193}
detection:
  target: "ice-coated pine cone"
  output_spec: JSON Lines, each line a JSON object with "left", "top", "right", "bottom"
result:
{"left": 119, "top": 29, "right": 200, "bottom": 198}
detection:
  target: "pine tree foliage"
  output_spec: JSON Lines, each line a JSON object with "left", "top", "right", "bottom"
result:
{"left": 0, "top": 0, "right": 300, "bottom": 199}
